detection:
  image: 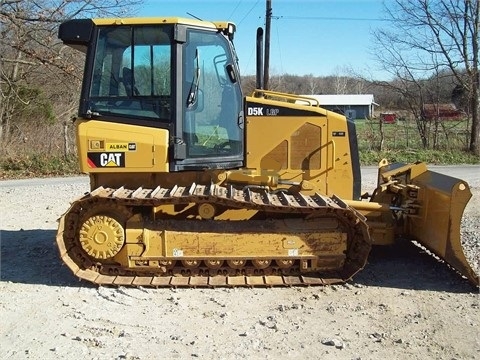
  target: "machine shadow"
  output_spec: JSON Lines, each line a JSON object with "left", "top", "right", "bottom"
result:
{"left": 353, "top": 241, "right": 476, "bottom": 293}
{"left": 1, "top": 229, "right": 474, "bottom": 292}
{"left": 0, "top": 229, "right": 90, "bottom": 288}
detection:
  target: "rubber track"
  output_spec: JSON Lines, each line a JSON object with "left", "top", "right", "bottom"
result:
{"left": 56, "top": 183, "right": 372, "bottom": 287}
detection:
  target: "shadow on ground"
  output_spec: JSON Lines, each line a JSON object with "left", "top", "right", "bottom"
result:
{"left": 354, "top": 241, "right": 476, "bottom": 293}
{"left": 0, "top": 229, "right": 476, "bottom": 292}
{"left": 0, "top": 229, "right": 88, "bottom": 288}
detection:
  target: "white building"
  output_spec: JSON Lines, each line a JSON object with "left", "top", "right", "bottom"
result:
{"left": 299, "top": 94, "right": 378, "bottom": 119}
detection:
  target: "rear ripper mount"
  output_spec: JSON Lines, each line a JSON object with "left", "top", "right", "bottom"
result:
{"left": 57, "top": 183, "right": 372, "bottom": 287}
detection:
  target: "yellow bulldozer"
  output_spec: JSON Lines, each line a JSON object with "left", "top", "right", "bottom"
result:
{"left": 56, "top": 17, "right": 478, "bottom": 287}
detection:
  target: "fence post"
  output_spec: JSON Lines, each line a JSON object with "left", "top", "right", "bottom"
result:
{"left": 63, "top": 120, "right": 69, "bottom": 159}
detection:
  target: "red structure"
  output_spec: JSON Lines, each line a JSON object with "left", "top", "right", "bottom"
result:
{"left": 380, "top": 112, "right": 397, "bottom": 124}
{"left": 421, "top": 103, "right": 464, "bottom": 121}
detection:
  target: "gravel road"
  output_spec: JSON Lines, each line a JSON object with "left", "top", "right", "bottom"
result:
{"left": 1, "top": 166, "right": 479, "bottom": 360}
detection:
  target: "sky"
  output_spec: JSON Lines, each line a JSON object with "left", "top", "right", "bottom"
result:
{"left": 137, "top": 0, "right": 389, "bottom": 79}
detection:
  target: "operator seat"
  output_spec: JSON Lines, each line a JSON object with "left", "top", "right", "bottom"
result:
{"left": 122, "top": 67, "right": 139, "bottom": 96}
{"left": 218, "top": 84, "right": 241, "bottom": 153}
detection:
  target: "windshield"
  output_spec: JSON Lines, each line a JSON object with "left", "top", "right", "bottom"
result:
{"left": 88, "top": 25, "right": 173, "bottom": 120}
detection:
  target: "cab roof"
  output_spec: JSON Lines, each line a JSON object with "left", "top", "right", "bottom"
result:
{"left": 91, "top": 17, "right": 235, "bottom": 33}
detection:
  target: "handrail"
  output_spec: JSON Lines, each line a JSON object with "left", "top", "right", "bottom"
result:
{"left": 329, "top": 140, "right": 336, "bottom": 171}
{"left": 251, "top": 89, "right": 320, "bottom": 107}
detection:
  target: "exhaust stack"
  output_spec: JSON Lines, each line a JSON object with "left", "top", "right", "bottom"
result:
{"left": 256, "top": 27, "right": 264, "bottom": 91}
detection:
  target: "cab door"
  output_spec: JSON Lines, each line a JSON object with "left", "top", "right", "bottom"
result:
{"left": 173, "top": 28, "right": 244, "bottom": 171}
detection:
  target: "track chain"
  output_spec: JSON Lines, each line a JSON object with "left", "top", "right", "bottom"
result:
{"left": 56, "top": 183, "right": 372, "bottom": 287}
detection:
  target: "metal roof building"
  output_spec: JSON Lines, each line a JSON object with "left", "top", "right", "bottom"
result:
{"left": 299, "top": 94, "right": 378, "bottom": 119}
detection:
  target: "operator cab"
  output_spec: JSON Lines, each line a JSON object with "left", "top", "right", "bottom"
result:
{"left": 59, "top": 18, "right": 244, "bottom": 171}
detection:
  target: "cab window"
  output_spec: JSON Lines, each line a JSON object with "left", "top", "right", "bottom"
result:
{"left": 89, "top": 25, "right": 173, "bottom": 120}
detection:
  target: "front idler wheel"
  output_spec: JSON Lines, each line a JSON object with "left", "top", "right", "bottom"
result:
{"left": 79, "top": 215, "right": 125, "bottom": 260}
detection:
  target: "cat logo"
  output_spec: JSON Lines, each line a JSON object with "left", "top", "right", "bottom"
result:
{"left": 101, "top": 153, "right": 122, "bottom": 166}
{"left": 87, "top": 152, "right": 125, "bottom": 168}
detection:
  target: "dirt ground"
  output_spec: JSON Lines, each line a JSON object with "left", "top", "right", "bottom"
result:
{"left": 1, "top": 168, "right": 479, "bottom": 360}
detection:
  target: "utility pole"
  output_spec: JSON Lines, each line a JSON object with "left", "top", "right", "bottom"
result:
{"left": 264, "top": 0, "right": 272, "bottom": 90}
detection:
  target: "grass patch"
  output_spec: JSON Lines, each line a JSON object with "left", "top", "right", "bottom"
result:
{"left": 354, "top": 118, "right": 479, "bottom": 164}
{"left": 356, "top": 118, "right": 472, "bottom": 151}
{"left": 360, "top": 149, "right": 480, "bottom": 166}
{"left": 0, "top": 154, "right": 81, "bottom": 179}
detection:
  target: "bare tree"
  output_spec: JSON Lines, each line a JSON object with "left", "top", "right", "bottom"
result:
{"left": 304, "top": 74, "right": 319, "bottom": 95}
{"left": 0, "top": 0, "right": 143, "bottom": 156}
{"left": 373, "top": 0, "right": 479, "bottom": 154}
{"left": 331, "top": 66, "right": 350, "bottom": 95}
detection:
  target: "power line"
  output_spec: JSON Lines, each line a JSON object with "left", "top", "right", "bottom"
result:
{"left": 237, "top": 0, "right": 261, "bottom": 26}
{"left": 278, "top": 15, "right": 387, "bottom": 22}
{"left": 228, "top": 0, "right": 243, "bottom": 21}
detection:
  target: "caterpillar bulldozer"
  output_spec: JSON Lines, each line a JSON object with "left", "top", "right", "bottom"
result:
{"left": 56, "top": 17, "right": 478, "bottom": 288}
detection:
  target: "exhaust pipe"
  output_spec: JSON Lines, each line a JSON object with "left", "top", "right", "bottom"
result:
{"left": 256, "top": 27, "right": 264, "bottom": 92}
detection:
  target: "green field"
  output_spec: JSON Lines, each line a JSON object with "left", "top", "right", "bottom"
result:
{"left": 355, "top": 118, "right": 479, "bottom": 165}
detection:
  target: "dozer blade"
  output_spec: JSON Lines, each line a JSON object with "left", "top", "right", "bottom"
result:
{"left": 407, "top": 169, "right": 478, "bottom": 286}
